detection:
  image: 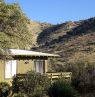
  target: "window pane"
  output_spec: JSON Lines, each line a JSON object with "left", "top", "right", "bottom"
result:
{"left": 34, "top": 60, "right": 44, "bottom": 74}
{"left": 39, "top": 61, "right": 43, "bottom": 74}
{"left": 35, "top": 61, "right": 40, "bottom": 72}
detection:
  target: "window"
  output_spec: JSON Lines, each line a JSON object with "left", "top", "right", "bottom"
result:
{"left": 5, "top": 60, "right": 17, "bottom": 78}
{"left": 34, "top": 60, "right": 45, "bottom": 74}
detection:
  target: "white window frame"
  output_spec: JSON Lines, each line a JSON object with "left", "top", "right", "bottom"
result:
{"left": 5, "top": 60, "right": 17, "bottom": 79}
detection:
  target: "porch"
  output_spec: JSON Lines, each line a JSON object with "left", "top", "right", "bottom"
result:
{"left": 15, "top": 72, "right": 72, "bottom": 83}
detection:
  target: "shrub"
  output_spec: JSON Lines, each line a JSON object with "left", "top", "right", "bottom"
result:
{"left": 12, "top": 93, "right": 25, "bottom": 97}
{"left": 48, "top": 79, "right": 78, "bottom": 97}
{"left": 0, "top": 82, "right": 11, "bottom": 97}
{"left": 12, "top": 71, "right": 50, "bottom": 97}
{"left": 66, "top": 53, "right": 95, "bottom": 94}
{"left": 72, "top": 64, "right": 95, "bottom": 93}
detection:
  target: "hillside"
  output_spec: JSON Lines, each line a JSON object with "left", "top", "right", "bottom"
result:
{"left": 36, "top": 17, "right": 95, "bottom": 71}
{"left": 27, "top": 21, "right": 52, "bottom": 47}
{"left": 37, "top": 21, "right": 80, "bottom": 45}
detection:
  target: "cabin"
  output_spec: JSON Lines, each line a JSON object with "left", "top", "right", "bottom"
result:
{"left": 0, "top": 49, "right": 72, "bottom": 85}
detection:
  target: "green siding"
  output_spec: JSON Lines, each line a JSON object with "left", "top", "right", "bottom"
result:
{"left": 17, "top": 60, "right": 34, "bottom": 74}
{"left": 0, "top": 60, "right": 4, "bottom": 82}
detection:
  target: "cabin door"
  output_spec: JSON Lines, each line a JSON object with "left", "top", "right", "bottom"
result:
{"left": 34, "top": 60, "right": 44, "bottom": 74}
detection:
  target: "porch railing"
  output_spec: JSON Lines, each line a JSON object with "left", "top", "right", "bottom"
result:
{"left": 46, "top": 72, "right": 72, "bottom": 82}
{"left": 15, "top": 72, "right": 72, "bottom": 83}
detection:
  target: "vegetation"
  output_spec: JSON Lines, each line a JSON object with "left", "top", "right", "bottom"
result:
{"left": 12, "top": 72, "right": 50, "bottom": 97}
{"left": 72, "top": 64, "right": 95, "bottom": 93}
{"left": 0, "top": 1, "right": 32, "bottom": 49}
{"left": 48, "top": 79, "right": 78, "bottom": 97}
{"left": 66, "top": 53, "right": 95, "bottom": 95}
{"left": 0, "top": 82, "right": 11, "bottom": 97}
{"left": 12, "top": 93, "right": 25, "bottom": 97}
{"left": 0, "top": 0, "right": 52, "bottom": 56}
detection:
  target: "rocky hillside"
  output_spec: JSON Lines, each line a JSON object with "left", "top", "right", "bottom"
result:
{"left": 27, "top": 21, "right": 52, "bottom": 47}
{"left": 36, "top": 17, "right": 95, "bottom": 71}
{"left": 37, "top": 21, "right": 80, "bottom": 45}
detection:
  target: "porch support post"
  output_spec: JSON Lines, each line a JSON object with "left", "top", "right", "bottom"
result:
{"left": 44, "top": 60, "right": 48, "bottom": 73}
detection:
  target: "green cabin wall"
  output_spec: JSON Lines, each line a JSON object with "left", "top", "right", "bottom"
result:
{"left": 0, "top": 60, "right": 4, "bottom": 82}
{"left": 17, "top": 60, "right": 34, "bottom": 74}
{"left": 0, "top": 58, "right": 48, "bottom": 85}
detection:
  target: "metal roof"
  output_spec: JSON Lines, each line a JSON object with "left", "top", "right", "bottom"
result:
{"left": 8, "top": 49, "right": 59, "bottom": 57}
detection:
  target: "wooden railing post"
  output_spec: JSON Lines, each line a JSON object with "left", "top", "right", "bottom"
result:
{"left": 50, "top": 73, "right": 52, "bottom": 83}
{"left": 61, "top": 72, "right": 62, "bottom": 78}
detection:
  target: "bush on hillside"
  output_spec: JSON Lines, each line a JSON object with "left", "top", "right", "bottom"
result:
{"left": 0, "top": 82, "right": 11, "bottom": 97}
{"left": 71, "top": 64, "right": 95, "bottom": 93}
{"left": 12, "top": 71, "right": 50, "bottom": 97}
{"left": 48, "top": 79, "right": 78, "bottom": 97}
{"left": 66, "top": 55, "right": 95, "bottom": 94}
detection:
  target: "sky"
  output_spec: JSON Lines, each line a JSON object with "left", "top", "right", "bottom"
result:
{"left": 5, "top": 0, "right": 95, "bottom": 24}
